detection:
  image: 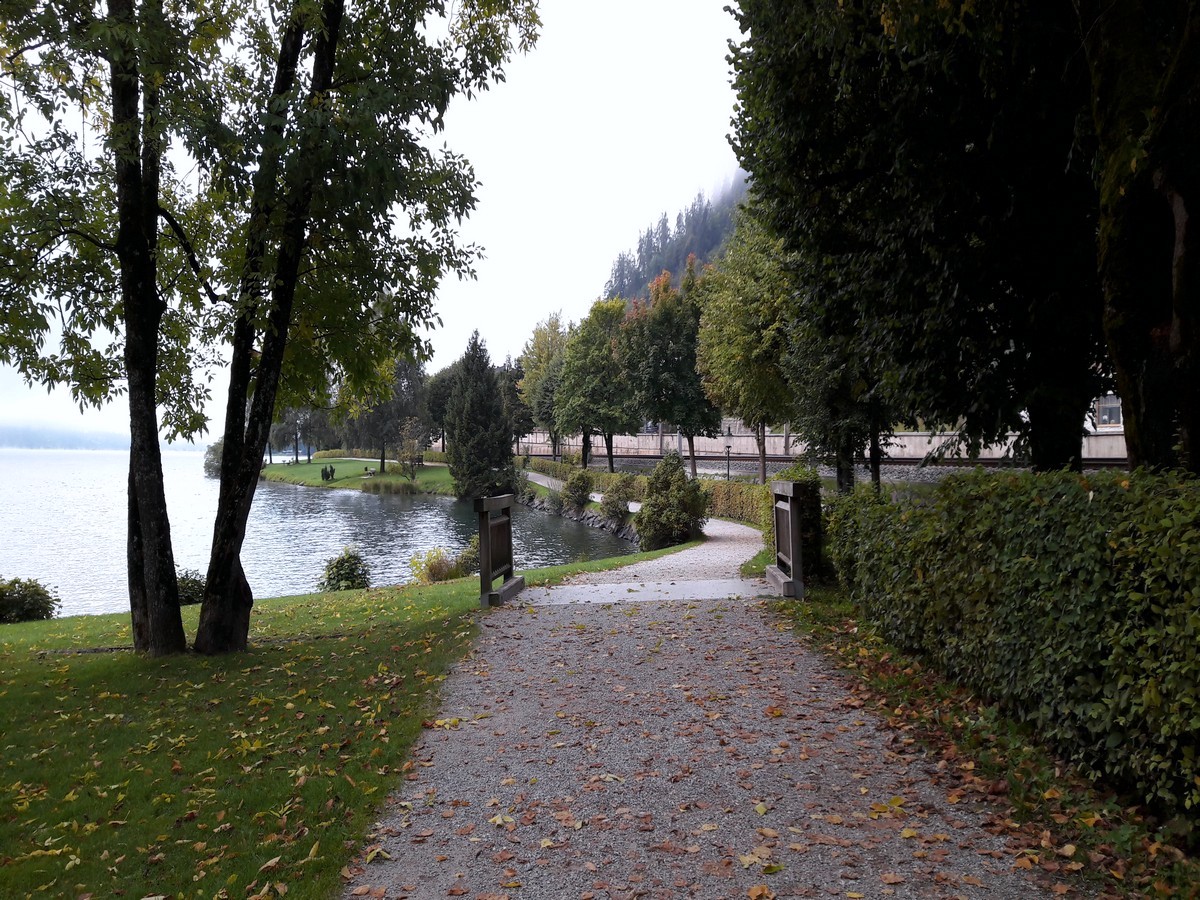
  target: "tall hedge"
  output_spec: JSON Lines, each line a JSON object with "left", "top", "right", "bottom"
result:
{"left": 829, "top": 469, "right": 1200, "bottom": 815}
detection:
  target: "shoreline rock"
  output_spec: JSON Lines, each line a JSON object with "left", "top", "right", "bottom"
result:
{"left": 518, "top": 495, "right": 639, "bottom": 546}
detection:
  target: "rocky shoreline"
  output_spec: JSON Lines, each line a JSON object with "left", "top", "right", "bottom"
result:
{"left": 518, "top": 494, "right": 640, "bottom": 546}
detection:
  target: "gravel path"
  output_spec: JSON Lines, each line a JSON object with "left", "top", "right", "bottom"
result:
{"left": 343, "top": 521, "right": 1064, "bottom": 899}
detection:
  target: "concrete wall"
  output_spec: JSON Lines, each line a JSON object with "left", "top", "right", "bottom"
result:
{"left": 509, "top": 428, "right": 1129, "bottom": 463}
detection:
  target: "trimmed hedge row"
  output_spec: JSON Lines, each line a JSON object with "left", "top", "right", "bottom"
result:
{"left": 829, "top": 469, "right": 1200, "bottom": 815}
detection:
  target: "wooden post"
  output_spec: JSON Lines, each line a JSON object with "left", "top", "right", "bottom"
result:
{"left": 766, "top": 480, "right": 805, "bottom": 598}
{"left": 474, "top": 494, "right": 525, "bottom": 607}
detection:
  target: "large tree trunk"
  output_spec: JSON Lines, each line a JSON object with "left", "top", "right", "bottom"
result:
{"left": 195, "top": 0, "right": 344, "bottom": 653}
{"left": 604, "top": 432, "right": 615, "bottom": 472}
{"left": 581, "top": 432, "right": 591, "bottom": 468}
{"left": 686, "top": 434, "right": 697, "bottom": 478}
{"left": 379, "top": 438, "right": 386, "bottom": 474}
{"left": 1079, "top": 0, "right": 1200, "bottom": 471}
{"left": 110, "top": 0, "right": 186, "bottom": 655}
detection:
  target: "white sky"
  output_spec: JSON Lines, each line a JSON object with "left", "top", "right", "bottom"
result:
{"left": 0, "top": 0, "right": 741, "bottom": 439}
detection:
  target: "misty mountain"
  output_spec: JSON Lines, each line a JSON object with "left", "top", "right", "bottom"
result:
{"left": 0, "top": 423, "right": 129, "bottom": 450}
{"left": 603, "top": 173, "right": 749, "bottom": 301}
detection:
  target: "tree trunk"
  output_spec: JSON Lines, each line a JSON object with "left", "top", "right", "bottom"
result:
{"left": 604, "top": 432, "right": 615, "bottom": 472}
{"left": 109, "top": 0, "right": 186, "bottom": 655}
{"left": 581, "top": 432, "right": 591, "bottom": 468}
{"left": 195, "top": 1, "right": 344, "bottom": 654}
{"left": 267, "top": 444, "right": 273, "bottom": 464}
{"left": 1079, "top": 0, "right": 1200, "bottom": 471}
{"left": 836, "top": 435, "right": 856, "bottom": 494}
{"left": 755, "top": 423, "right": 767, "bottom": 485}
{"left": 686, "top": 434, "right": 697, "bottom": 478}
{"left": 379, "top": 438, "right": 386, "bottom": 474}
{"left": 293, "top": 433, "right": 299, "bottom": 463}
{"left": 868, "top": 428, "right": 882, "bottom": 492}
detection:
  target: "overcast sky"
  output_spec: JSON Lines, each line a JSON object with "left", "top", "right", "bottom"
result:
{"left": 0, "top": 0, "right": 742, "bottom": 439}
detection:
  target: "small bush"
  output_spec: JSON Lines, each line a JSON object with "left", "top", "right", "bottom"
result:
{"left": 547, "top": 490, "right": 564, "bottom": 514}
{"left": 0, "top": 577, "right": 60, "bottom": 623}
{"left": 410, "top": 536, "right": 479, "bottom": 584}
{"left": 177, "top": 568, "right": 205, "bottom": 606}
{"left": 635, "top": 452, "right": 709, "bottom": 550}
{"left": 453, "top": 534, "right": 480, "bottom": 576}
{"left": 203, "top": 439, "right": 223, "bottom": 478}
{"left": 410, "top": 548, "right": 456, "bottom": 584}
{"left": 562, "top": 469, "right": 593, "bottom": 510}
{"left": 600, "top": 473, "right": 636, "bottom": 521}
{"left": 560, "top": 451, "right": 581, "bottom": 467}
{"left": 318, "top": 546, "right": 371, "bottom": 592}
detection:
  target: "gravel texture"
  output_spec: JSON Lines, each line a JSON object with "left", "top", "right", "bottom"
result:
{"left": 343, "top": 519, "right": 1067, "bottom": 899}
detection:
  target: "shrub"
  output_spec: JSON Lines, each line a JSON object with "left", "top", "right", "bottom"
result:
{"left": 0, "top": 577, "right": 60, "bottom": 623}
{"left": 203, "top": 439, "right": 223, "bottom": 477}
{"left": 317, "top": 546, "right": 371, "bottom": 592}
{"left": 410, "top": 536, "right": 479, "bottom": 584}
{"left": 828, "top": 468, "right": 1200, "bottom": 816}
{"left": 562, "top": 469, "right": 593, "bottom": 510}
{"left": 635, "top": 452, "right": 709, "bottom": 550}
{"left": 600, "top": 473, "right": 636, "bottom": 521}
{"left": 177, "top": 568, "right": 205, "bottom": 606}
{"left": 410, "top": 548, "right": 456, "bottom": 584}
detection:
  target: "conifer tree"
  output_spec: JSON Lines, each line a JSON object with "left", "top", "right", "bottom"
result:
{"left": 446, "top": 332, "right": 513, "bottom": 499}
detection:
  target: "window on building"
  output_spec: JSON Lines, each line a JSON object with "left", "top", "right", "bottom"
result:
{"left": 1096, "top": 394, "right": 1123, "bottom": 428}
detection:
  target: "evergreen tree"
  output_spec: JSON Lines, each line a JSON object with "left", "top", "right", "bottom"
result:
{"left": 446, "top": 332, "right": 512, "bottom": 499}
{"left": 498, "top": 357, "right": 535, "bottom": 444}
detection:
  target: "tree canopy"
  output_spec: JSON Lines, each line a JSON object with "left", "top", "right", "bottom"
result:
{"left": 556, "top": 299, "right": 641, "bottom": 472}
{"left": 728, "top": 0, "right": 1108, "bottom": 472}
{"left": 446, "top": 331, "right": 512, "bottom": 499}
{"left": 0, "top": 0, "right": 539, "bottom": 653}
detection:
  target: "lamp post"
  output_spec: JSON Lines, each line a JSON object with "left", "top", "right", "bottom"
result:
{"left": 725, "top": 427, "right": 733, "bottom": 481}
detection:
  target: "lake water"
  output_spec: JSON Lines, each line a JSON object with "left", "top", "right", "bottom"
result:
{"left": 0, "top": 449, "right": 633, "bottom": 618}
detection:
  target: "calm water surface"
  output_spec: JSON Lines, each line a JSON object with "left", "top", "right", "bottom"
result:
{"left": 0, "top": 449, "right": 632, "bottom": 618}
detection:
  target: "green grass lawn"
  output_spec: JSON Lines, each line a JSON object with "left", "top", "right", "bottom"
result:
{"left": 262, "top": 459, "right": 456, "bottom": 496}
{"left": 0, "top": 546, "right": 691, "bottom": 899}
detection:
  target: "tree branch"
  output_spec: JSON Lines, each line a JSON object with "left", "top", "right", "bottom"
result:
{"left": 157, "top": 205, "right": 223, "bottom": 304}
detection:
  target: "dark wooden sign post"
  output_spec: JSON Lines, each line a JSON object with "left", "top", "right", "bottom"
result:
{"left": 475, "top": 494, "right": 525, "bottom": 607}
{"left": 766, "top": 480, "right": 805, "bottom": 598}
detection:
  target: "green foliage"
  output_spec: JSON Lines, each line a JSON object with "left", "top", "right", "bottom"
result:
{"left": 446, "top": 331, "right": 513, "bottom": 499}
{"left": 555, "top": 299, "right": 641, "bottom": 468}
{"left": 0, "top": 577, "right": 60, "bottom": 624}
{"left": 728, "top": 1, "right": 1107, "bottom": 471}
{"left": 561, "top": 469, "right": 594, "bottom": 511}
{"left": 600, "top": 474, "right": 636, "bottom": 521}
{"left": 829, "top": 468, "right": 1200, "bottom": 815}
{"left": 635, "top": 453, "right": 709, "bottom": 550}
{"left": 202, "top": 439, "right": 223, "bottom": 478}
{"left": 702, "top": 480, "right": 767, "bottom": 526}
{"left": 409, "top": 536, "right": 479, "bottom": 584}
{"left": 176, "top": 569, "right": 205, "bottom": 607}
{"left": 318, "top": 547, "right": 371, "bottom": 593}
{"left": 526, "top": 458, "right": 647, "bottom": 502}
{"left": 695, "top": 211, "right": 794, "bottom": 430}
{"left": 621, "top": 268, "right": 720, "bottom": 458}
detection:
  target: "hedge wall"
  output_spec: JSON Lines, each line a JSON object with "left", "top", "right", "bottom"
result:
{"left": 829, "top": 468, "right": 1200, "bottom": 815}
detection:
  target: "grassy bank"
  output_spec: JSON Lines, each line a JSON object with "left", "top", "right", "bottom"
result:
{"left": 0, "top": 547, "right": 686, "bottom": 899}
{"left": 262, "top": 459, "right": 456, "bottom": 495}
